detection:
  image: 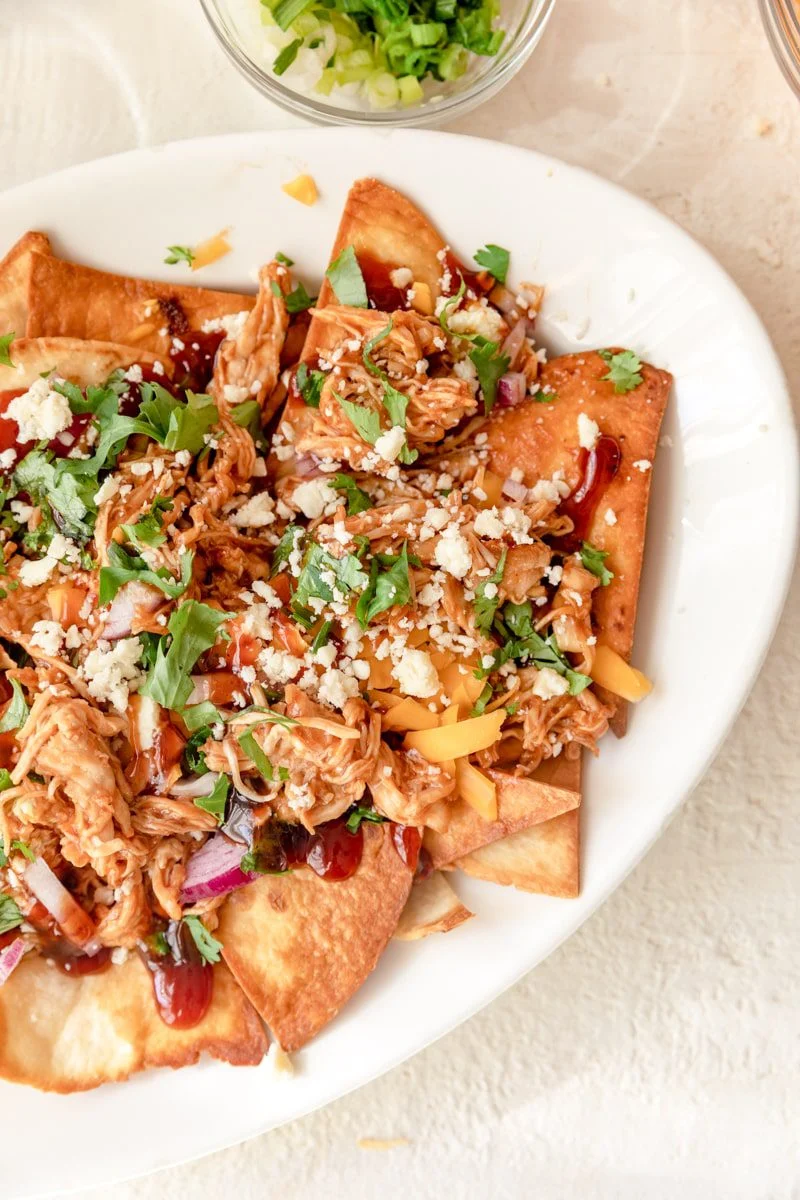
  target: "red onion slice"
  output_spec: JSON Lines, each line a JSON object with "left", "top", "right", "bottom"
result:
{"left": 500, "top": 319, "right": 527, "bottom": 370}
{"left": 0, "top": 938, "right": 24, "bottom": 987}
{"left": 103, "top": 581, "right": 162, "bottom": 641}
{"left": 180, "top": 834, "right": 255, "bottom": 905}
{"left": 490, "top": 283, "right": 517, "bottom": 316}
{"left": 24, "top": 857, "right": 101, "bottom": 953}
{"left": 496, "top": 372, "right": 527, "bottom": 409}
{"left": 501, "top": 476, "right": 528, "bottom": 502}
{"left": 293, "top": 453, "right": 323, "bottom": 479}
{"left": 170, "top": 772, "right": 221, "bottom": 800}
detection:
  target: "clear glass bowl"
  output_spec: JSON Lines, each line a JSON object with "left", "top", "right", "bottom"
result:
{"left": 760, "top": 0, "right": 800, "bottom": 97}
{"left": 199, "top": 0, "right": 556, "bottom": 126}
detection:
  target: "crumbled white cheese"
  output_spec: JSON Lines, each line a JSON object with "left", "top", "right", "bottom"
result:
{"left": 633, "top": 459, "right": 652, "bottom": 472}
{"left": 433, "top": 527, "right": 471, "bottom": 579}
{"left": 447, "top": 302, "right": 505, "bottom": 342}
{"left": 93, "top": 475, "right": 119, "bottom": 505}
{"left": 201, "top": 311, "right": 250, "bottom": 338}
{"left": 545, "top": 564, "right": 563, "bottom": 586}
{"left": 29, "top": 620, "right": 65, "bottom": 657}
{"left": 0, "top": 449, "right": 15, "bottom": 470}
{"left": 317, "top": 668, "right": 359, "bottom": 710}
{"left": 532, "top": 667, "right": 570, "bottom": 700}
{"left": 222, "top": 384, "right": 249, "bottom": 405}
{"left": 7, "top": 377, "right": 72, "bottom": 443}
{"left": 129, "top": 460, "right": 151, "bottom": 477}
{"left": 577, "top": 412, "right": 600, "bottom": 450}
{"left": 230, "top": 492, "right": 276, "bottom": 528}
{"left": 79, "top": 637, "right": 144, "bottom": 712}
{"left": 604, "top": 508, "right": 617, "bottom": 526}
{"left": 18, "top": 557, "right": 56, "bottom": 587}
{"left": 389, "top": 267, "right": 413, "bottom": 288}
{"left": 474, "top": 509, "right": 505, "bottom": 539}
{"left": 136, "top": 695, "right": 161, "bottom": 751}
{"left": 292, "top": 478, "right": 339, "bottom": 520}
{"left": 374, "top": 426, "right": 406, "bottom": 462}
{"left": 123, "top": 365, "right": 143, "bottom": 384}
{"left": 258, "top": 647, "right": 303, "bottom": 685}
{"left": 251, "top": 580, "right": 283, "bottom": 609}
{"left": 391, "top": 648, "right": 439, "bottom": 698}
{"left": 500, "top": 507, "right": 532, "bottom": 544}
{"left": 10, "top": 500, "right": 34, "bottom": 524}
{"left": 313, "top": 642, "right": 337, "bottom": 669}
{"left": 174, "top": 449, "right": 193, "bottom": 467}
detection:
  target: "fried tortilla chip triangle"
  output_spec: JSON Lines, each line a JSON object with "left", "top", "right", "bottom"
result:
{"left": 217, "top": 824, "right": 413, "bottom": 1051}
{"left": 0, "top": 231, "right": 51, "bottom": 332}
{"left": 394, "top": 870, "right": 473, "bottom": 941}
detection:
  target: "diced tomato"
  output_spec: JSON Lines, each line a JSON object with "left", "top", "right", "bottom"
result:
{"left": 46, "top": 585, "right": 88, "bottom": 627}
{"left": 0, "top": 730, "right": 17, "bottom": 770}
{"left": 225, "top": 628, "right": 261, "bottom": 670}
{"left": 271, "top": 610, "right": 308, "bottom": 657}
{"left": 270, "top": 573, "right": 292, "bottom": 605}
{"left": 188, "top": 671, "right": 243, "bottom": 706}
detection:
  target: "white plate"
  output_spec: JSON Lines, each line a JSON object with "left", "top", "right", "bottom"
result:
{"left": 1, "top": 129, "right": 796, "bottom": 1198}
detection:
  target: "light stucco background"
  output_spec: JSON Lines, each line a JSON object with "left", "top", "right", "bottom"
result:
{"left": 1, "top": 1, "right": 798, "bottom": 1197}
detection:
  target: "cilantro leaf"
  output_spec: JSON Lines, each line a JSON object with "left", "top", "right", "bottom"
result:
{"left": 345, "top": 806, "right": 387, "bottom": 834}
{"left": 474, "top": 243, "right": 510, "bottom": 284}
{"left": 193, "top": 774, "right": 229, "bottom": 821}
{"left": 0, "top": 678, "right": 28, "bottom": 733}
{"left": 270, "top": 277, "right": 316, "bottom": 312}
{"left": 0, "top": 770, "right": 13, "bottom": 793}
{"left": 477, "top": 608, "right": 592, "bottom": 695}
{"left": 273, "top": 36, "right": 302, "bottom": 74}
{"left": 438, "top": 276, "right": 467, "bottom": 337}
{"left": 295, "top": 363, "right": 325, "bottom": 408}
{"left": 0, "top": 332, "right": 14, "bottom": 368}
{"left": 10, "top": 839, "right": 34, "bottom": 861}
{"left": 335, "top": 394, "right": 382, "bottom": 445}
{"left": 164, "top": 245, "right": 195, "bottom": 266}
{"left": 598, "top": 349, "right": 643, "bottom": 394}
{"left": 275, "top": 252, "right": 294, "bottom": 266}
{"left": 183, "top": 726, "right": 213, "bottom": 776}
{"left": 381, "top": 383, "right": 408, "bottom": 429}
{"left": 271, "top": 525, "right": 304, "bottom": 576}
{"left": 471, "top": 680, "right": 494, "bottom": 716}
{"left": 98, "top": 542, "right": 193, "bottom": 605}
{"left": 469, "top": 338, "right": 510, "bottom": 414}
{"left": 310, "top": 619, "right": 333, "bottom": 652}
{"left": 362, "top": 320, "right": 393, "bottom": 377}
{"left": 473, "top": 549, "right": 506, "bottom": 634}
{"left": 356, "top": 543, "right": 412, "bottom": 628}
{"left": 326, "top": 245, "right": 368, "bottom": 308}
{"left": 580, "top": 542, "right": 614, "bottom": 587}
{"left": 293, "top": 543, "right": 369, "bottom": 613}
{"left": 330, "top": 472, "right": 371, "bottom": 515}
{"left": 0, "top": 894, "right": 23, "bottom": 936}
{"left": 182, "top": 701, "right": 223, "bottom": 732}
{"left": 183, "top": 914, "right": 222, "bottom": 964}
{"left": 121, "top": 496, "right": 171, "bottom": 550}
{"left": 142, "top": 601, "right": 229, "bottom": 711}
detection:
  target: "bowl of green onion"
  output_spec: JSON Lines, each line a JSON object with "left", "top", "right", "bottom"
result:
{"left": 199, "top": 0, "right": 555, "bottom": 123}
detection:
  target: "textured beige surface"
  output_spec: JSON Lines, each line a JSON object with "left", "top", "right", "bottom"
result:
{"left": 2, "top": 0, "right": 799, "bottom": 1195}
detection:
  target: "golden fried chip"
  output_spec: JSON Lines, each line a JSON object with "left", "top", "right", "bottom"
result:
{"left": 217, "top": 824, "right": 413, "bottom": 1051}
{"left": 0, "top": 335, "right": 158, "bottom": 390}
{"left": 24, "top": 250, "right": 254, "bottom": 359}
{"left": 0, "top": 955, "right": 267, "bottom": 1093}
{"left": 458, "top": 808, "right": 580, "bottom": 898}
{"left": 394, "top": 871, "right": 473, "bottom": 941}
{"left": 0, "top": 232, "right": 51, "bottom": 332}
{"left": 485, "top": 351, "right": 671, "bottom": 733}
{"left": 317, "top": 178, "right": 449, "bottom": 309}
{"left": 424, "top": 760, "right": 581, "bottom": 869}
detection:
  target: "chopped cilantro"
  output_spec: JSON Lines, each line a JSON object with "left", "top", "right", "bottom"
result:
{"left": 335, "top": 394, "right": 382, "bottom": 445}
{"left": 295, "top": 363, "right": 325, "bottom": 408}
{"left": 98, "top": 542, "right": 193, "bottom": 605}
{"left": 142, "top": 601, "right": 229, "bottom": 711}
{"left": 182, "top": 701, "right": 223, "bottom": 732}
{"left": 345, "top": 806, "right": 387, "bottom": 834}
{"left": 183, "top": 914, "right": 222, "bottom": 964}
{"left": 310, "top": 619, "right": 333, "bottom": 652}
{"left": 0, "top": 894, "right": 23, "bottom": 936}
{"left": 356, "top": 542, "right": 412, "bottom": 627}
{"left": 271, "top": 524, "right": 304, "bottom": 575}
{"left": 598, "top": 349, "right": 643, "bottom": 394}
{"left": 362, "top": 320, "right": 393, "bottom": 377}
{"left": 0, "top": 332, "right": 14, "bottom": 368}
{"left": 275, "top": 252, "right": 294, "bottom": 266}
{"left": 0, "top": 769, "right": 13, "bottom": 793}
{"left": 120, "top": 496, "right": 171, "bottom": 550}
{"left": 473, "top": 548, "right": 506, "bottom": 634}
{"left": 330, "top": 472, "right": 371, "bottom": 515}
{"left": 476, "top": 605, "right": 591, "bottom": 695}
{"left": 469, "top": 337, "right": 510, "bottom": 414}
{"left": 194, "top": 774, "right": 229, "bottom": 821}
{"left": 238, "top": 729, "right": 289, "bottom": 784}
{"left": 0, "top": 679, "right": 28, "bottom": 733}
{"left": 534, "top": 389, "right": 558, "bottom": 403}
{"left": 293, "top": 543, "right": 369, "bottom": 615}
{"left": 326, "top": 245, "right": 368, "bottom": 308}
{"left": 10, "top": 839, "right": 34, "bottom": 861}
{"left": 474, "top": 243, "right": 509, "bottom": 284}
{"left": 580, "top": 542, "right": 614, "bottom": 587}
{"left": 471, "top": 680, "right": 494, "bottom": 716}
{"left": 270, "top": 277, "right": 316, "bottom": 313}
{"left": 164, "top": 245, "right": 195, "bottom": 266}
{"left": 183, "top": 726, "right": 212, "bottom": 776}
{"left": 505, "top": 701, "right": 519, "bottom": 716}
{"left": 149, "top": 930, "right": 169, "bottom": 957}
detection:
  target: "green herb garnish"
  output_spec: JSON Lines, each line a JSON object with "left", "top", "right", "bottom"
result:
{"left": 330, "top": 473, "right": 371, "bottom": 515}
{"left": 295, "top": 363, "right": 326, "bottom": 408}
{"left": 194, "top": 774, "right": 230, "bottom": 821}
{"left": 473, "top": 549, "right": 506, "bottom": 634}
{"left": 598, "top": 349, "right": 643, "bottom": 394}
{"left": 0, "top": 332, "right": 14, "bottom": 368}
{"left": 0, "top": 679, "right": 28, "bottom": 733}
{"left": 183, "top": 914, "right": 222, "bottom": 964}
{"left": 474, "top": 243, "right": 509, "bottom": 284}
{"left": 98, "top": 542, "right": 193, "bottom": 605}
{"left": 345, "top": 806, "right": 387, "bottom": 834}
{"left": 142, "top": 601, "right": 229, "bottom": 711}
{"left": 326, "top": 245, "right": 368, "bottom": 308}
{"left": 580, "top": 542, "right": 614, "bottom": 587}
{"left": 164, "top": 245, "right": 195, "bottom": 266}
{"left": 0, "top": 894, "right": 23, "bottom": 936}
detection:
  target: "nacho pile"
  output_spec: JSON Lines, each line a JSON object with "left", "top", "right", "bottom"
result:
{"left": 0, "top": 180, "right": 670, "bottom": 1091}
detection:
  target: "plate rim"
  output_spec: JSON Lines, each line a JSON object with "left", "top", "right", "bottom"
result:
{"left": 1, "top": 127, "right": 797, "bottom": 1196}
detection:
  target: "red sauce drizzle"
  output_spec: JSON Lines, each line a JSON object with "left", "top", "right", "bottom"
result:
{"left": 357, "top": 254, "right": 411, "bottom": 312}
{"left": 251, "top": 817, "right": 364, "bottom": 882}
{"left": 391, "top": 825, "right": 421, "bottom": 872}
{"left": 442, "top": 252, "right": 492, "bottom": 299}
{"left": 55, "top": 946, "right": 112, "bottom": 977}
{"left": 168, "top": 330, "right": 224, "bottom": 392}
{"left": 141, "top": 922, "right": 213, "bottom": 1030}
{"left": 560, "top": 434, "right": 621, "bottom": 546}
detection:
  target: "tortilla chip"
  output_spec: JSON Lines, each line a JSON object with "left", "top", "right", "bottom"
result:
{"left": 457, "top": 754, "right": 582, "bottom": 897}
{"left": 217, "top": 824, "right": 413, "bottom": 1051}
{"left": 0, "top": 232, "right": 51, "bottom": 332}
{"left": 0, "top": 955, "right": 267, "bottom": 1093}
{"left": 423, "top": 760, "right": 581, "bottom": 869}
{"left": 394, "top": 871, "right": 473, "bottom": 941}
{"left": 317, "top": 178, "right": 448, "bottom": 310}
{"left": 458, "top": 807, "right": 581, "bottom": 898}
{"left": 24, "top": 250, "right": 254, "bottom": 359}
{"left": 0, "top": 336, "right": 159, "bottom": 391}
{"left": 485, "top": 351, "right": 671, "bottom": 733}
